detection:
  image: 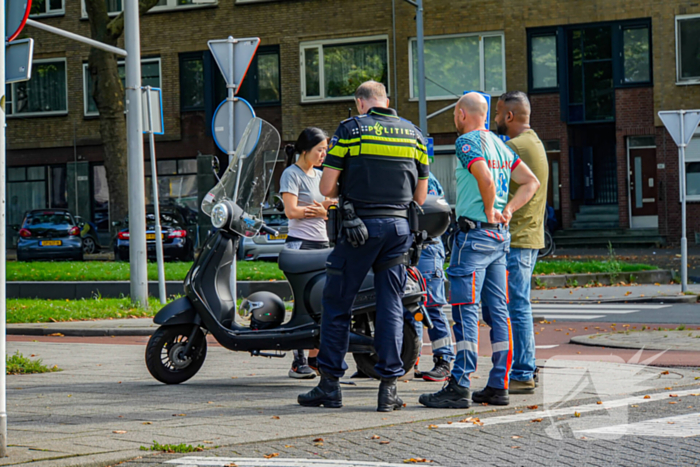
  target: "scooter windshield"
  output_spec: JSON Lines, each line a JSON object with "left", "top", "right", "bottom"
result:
{"left": 201, "top": 118, "right": 281, "bottom": 227}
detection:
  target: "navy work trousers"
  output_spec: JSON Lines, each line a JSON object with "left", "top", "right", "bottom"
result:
{"left": 317, "top": 217, "right": 413, "bottom": 379}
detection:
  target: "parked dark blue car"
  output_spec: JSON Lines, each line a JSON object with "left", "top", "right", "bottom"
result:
{"left": 16, "top": 209, "right": 84, "bottom": 262}
{"left": 114, "top": 205, "right": 196, "bottom": 262}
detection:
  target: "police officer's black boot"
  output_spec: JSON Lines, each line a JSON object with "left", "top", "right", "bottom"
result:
{"left": 418, "top": 376, "right": 471, "bottom": 409}
{"left": 377, "top": 377, "right": 403, "bottom": 412}
{"left": 297, "top": 372, "right": 342, "bottom": 408}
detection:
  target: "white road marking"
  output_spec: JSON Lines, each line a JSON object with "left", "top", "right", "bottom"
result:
{"left": 533, "top": 304, "right": 672, "bottom": 310}
{"left": 167, "top": 458, "right": 410, "bottom": 466}
{"left": 533, "top": 314, "right": 605, "bottom": 320}
{"left": 535, "top": 345, "right": 559, "bottom": 349}
{"left": 437, "top": 388, "right": 700, "bottom": 429}
{"left": 576, "top": 412, "right": 700, "bottom": 438}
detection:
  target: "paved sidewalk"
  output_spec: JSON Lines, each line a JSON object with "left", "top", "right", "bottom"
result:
{"left": 5, "top": 339, "right": 700, "bottom": 467}
{"left": 571, "top": 329, "right": 700, "bottom": 351}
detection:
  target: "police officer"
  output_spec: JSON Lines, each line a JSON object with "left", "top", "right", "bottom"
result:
{"left": 419, "top": 92, "right": 539, "bottom": 408}
{"left": 411, "top": 172, "right": 455, "bottom": 382}
{"left": 298, "top": 80, "right": 429, "bottom": 412}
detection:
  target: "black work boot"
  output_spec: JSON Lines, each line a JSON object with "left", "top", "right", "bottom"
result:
{"left": 377, "top": 377, "right": 403, "bottom": 412}
{"left": 297, "top": 372, "right": 342, "bottom": 408}
{"left": 472, "top": 386, "right": 509, "bottom": 406}
{"left": 418, "top": 376, "right": 471, "bottom": 408}
{"left": 422, "top": 356, "right": 451, "bottom": 382}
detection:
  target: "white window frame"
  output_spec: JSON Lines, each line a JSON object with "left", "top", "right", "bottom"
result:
{"left": 30, "top": 0, "right": 65, "bottom": 17}
{"left": 8, "top": 58, "right": 68, "bottom": 118}
{"left": 408, "top": 32, "right": 506, "bottom": 101}
{"left": 81, "top": 0, "right": 218, "bottom": 18}
{"left": 83, "top": 57, "right": 161, "bottom": 117}
{"left": 675, "top": 14, "right": 700, "bottom": 85}
{"left": 299, "top": 35, "right": 390, "bottom": 103}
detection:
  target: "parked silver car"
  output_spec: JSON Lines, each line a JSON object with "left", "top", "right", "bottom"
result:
{"left": 237, "top": 209, "right": 289, "bottom": 261}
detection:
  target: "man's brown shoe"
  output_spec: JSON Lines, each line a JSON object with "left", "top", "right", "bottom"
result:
{"left": 509, "top": 378, "right": 535, "bottom": 395}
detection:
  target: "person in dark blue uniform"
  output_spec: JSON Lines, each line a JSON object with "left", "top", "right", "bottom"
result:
{"left": 297, "top": 80, "right": 429, "bottom": 412}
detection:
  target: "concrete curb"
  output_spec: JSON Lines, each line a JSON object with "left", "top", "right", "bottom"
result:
{"left": 532, "top": 269, "right": 673, "bottom": 288}
{"left": 6, "top": 326, "right": 156, "bottom": 337}
{"left": 570, "top": 331, "right": 700, "bottom": 351}
{"left": 532, "top": 294, "right": 698, "bottom": 305}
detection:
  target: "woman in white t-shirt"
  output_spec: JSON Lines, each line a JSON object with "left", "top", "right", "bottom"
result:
{"left": 280, "top": 127, "right": 335, "bottom": 379}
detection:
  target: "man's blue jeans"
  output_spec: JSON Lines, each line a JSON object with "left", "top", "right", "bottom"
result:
{"left": 506, "top": 248, "right": 538, "bottom": 381}
{"left": 448, "top": 227, "right": 512, "bottom": 390}
{"left": 410, "top": 242, "right": 455, "bottom": 362}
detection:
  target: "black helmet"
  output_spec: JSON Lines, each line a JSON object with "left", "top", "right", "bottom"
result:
{"left": 241, "top": 291, "right": 286, "bottom": 330}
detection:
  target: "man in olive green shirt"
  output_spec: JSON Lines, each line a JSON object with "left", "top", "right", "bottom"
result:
{"left": 493, "top": 91, "right": 549, "bottom": 395}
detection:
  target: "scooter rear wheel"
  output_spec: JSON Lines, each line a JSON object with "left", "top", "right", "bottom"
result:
{"left": 352, "top": 321, "right": 420, "bottom": 380}
{"left": 145, "top": 325, "right": 207, "bottom": 384}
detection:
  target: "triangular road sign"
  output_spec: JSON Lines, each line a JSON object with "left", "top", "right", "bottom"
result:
{"left": 659, "top": 110, "right": 700, "bottom": 147}
{"left": 208, "top": 37, "right": 260, "bottom": 91}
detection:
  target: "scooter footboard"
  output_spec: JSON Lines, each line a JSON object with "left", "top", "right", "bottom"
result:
{"left": 153, "top": 297, "right": 198, "bottom": 326}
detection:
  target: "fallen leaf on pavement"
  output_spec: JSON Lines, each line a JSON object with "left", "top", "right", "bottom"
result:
{"left": 194, "top": 447, "right": 204, "bottom": 452}
{"left": 403, "top": 459, "right": 433, "bottom": 464}
{"left": 173, "top": 414, "right": 186, "bottom": 417}
{"left": 665, "top": 387, "right": 673, "bottom": 390}
{"left": 690, "top": 393, "right": 700, "bottom": 396}
{"left": 142, "top": 422, "right": 152, "bottom": 425}
{"left": 660, "top": 371, "right": 670, "bottom": 375}
{"left": 574, "top": 412, "right": 581, "bottom": 417}
{"left": 668, "top": 422, "right": 675, "bottom": 425}
{"left": 380, "top": 441, "right": 390, "bottom": 445}
{"left": 314, "top": 443, "right": 324, "bottom": 447}
{"left": 371, "top": 435, "right": 380, "bottom": 439}
{"left": 313, "top": 438, "right": 324, "bottom": 442}
{"left": 670, "top": 394, "right": 679, "bottom": 398}
{"left": 428, "top": 424, "right": 438, "bottom": 429}
{"left": 596, "top": 401, "right": 603, "bottom": 405}
{"left": 224, "top": 463, "right": 238, "bottom": 467}
{"left": 669, "top": 401, "right": 677, "bottom": 404}
{"left": 459, "top": 417, "right": 474, "bottom": 423}
{"left": 272, "top": 416, "right": 280, "bottom": 419}
{"left": 284, "top": 445, "right": 294, "bottom": 448}
{"left": 527, "top": 405, "right": 538, "bottom": 410}
{"left": 511, "top": 435, "right": 521, "bottom": 439}
{"left": 263, "top": 453, "right": 279, "bottom": 459}
{"left": 112, "top": 430, "right": 127, "bottom": 434}
{"left": 631, "top": 405, "right": 639, "bottom": 408}
{"left": 531, "top": 418, "right": 543, "bottom": 423}
{"left": 643, "top": 395, "right": 651, "bottom": 399}
{"left": 511, "top": 446, "right": 520, "bottom": 449}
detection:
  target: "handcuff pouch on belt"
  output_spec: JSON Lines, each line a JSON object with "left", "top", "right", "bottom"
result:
{"left": 326, "top": 204, "right": 342, "bottom": 246}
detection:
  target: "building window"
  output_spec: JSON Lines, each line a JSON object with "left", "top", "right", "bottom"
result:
{"left": 238, "top": 46, "right": 281, "bottom": 106}
{"left": 30, "top": 0, "right": 64, "bottom": 16}
{"left": 300, "top": 36, "right": 389, "bottom": 102}
{"left": 180, "top": 54, "right": 205, "bottom": 111}
{"left": 8, "top": 59, "right": 67, "bottom": 117}
{"left": 83, "top": 58, "right": 161, "bottom": 116}
{"left": 677, "top": 15, "right": 700, "bottom": 83}
{"left": 686, "top": 137, "right": 700, "bottom": 200}
{"left": 409, "top": 33, "right": 505, "bottom": 99}
{"left": 530, "top": 33, "right": 558, "bottom": 90}
{"left": 82, "top": 0, "right": 217, "bottom": 17}
{"left": 7, "top": 166, "right": 48, "bottom": 231}
{"left": 623, "top": 25, "right": 650, "bottom": 84}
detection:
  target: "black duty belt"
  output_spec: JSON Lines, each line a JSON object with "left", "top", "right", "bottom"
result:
{"left": 458, "top": 216, "right": 505, "bottom": 232}
{"left": 356, "top": 208, "right": 408, "bottom": 219}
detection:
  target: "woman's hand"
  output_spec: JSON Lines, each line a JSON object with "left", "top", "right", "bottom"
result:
{"left": 304, "top": 200, "right": 327, "bottom": 219}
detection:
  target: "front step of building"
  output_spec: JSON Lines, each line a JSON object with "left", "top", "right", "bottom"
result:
{"left": 553, "top": 228, "right": 666, "bottom": 248}
{"left": 571, "top": 205, "right": 620, "bottom": 230}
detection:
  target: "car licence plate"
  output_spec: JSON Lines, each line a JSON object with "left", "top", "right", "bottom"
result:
{"left": 40, "top": 240, "right": 62, "bottom": 246}
{"left": 268, "top": 233, "right": 287, "bottom": 241}
{"left": 146, "top": 233, "right": 163, "bottom": 240}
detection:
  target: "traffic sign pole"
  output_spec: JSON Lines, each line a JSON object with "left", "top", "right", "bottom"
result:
{"left": 125, "top": 0, "right": 148, "bottom": 307}
{"left": 0, "top": 0, "right": 8, "bottom": 457}
{"left": 145, "top": 86, "right": 166, "bottom": 305}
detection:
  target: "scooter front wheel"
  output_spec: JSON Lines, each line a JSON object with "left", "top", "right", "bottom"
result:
{"left": 352, "top": 320, "right": 420, "bottom": 380}
{"left": 145, "top": 325, "right": 207, "bottom": 384}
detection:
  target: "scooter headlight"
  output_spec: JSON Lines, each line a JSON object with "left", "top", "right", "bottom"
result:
{"left": 211, "top": 202, "right": 229, "bottom": 229}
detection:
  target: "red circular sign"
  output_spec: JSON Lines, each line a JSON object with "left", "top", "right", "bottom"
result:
{"left": 7, "top": 0, "right": 32, "bottom": 42}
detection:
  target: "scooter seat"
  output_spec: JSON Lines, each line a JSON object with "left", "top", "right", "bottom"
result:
{"left": 278, "top": 247, "right": 332, "bottom": 274}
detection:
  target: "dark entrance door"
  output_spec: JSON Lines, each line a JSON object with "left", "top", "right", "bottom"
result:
{"left": 568, "top": 124, "right": 617, "bottom": 207}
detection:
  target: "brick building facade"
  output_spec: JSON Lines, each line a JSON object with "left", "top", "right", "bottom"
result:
{"left": 9, "top": 0, "right": 700, "bottom": 246}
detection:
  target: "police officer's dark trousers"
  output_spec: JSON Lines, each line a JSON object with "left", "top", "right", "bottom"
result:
{"left": 318, "top": 217, "right": 413, "bottom": 379}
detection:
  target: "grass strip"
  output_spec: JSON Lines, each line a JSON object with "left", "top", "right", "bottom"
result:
{"left": 7, "top": 261, "right": 285, "bottom": 282}
{"left": 534, "top": 260, "right": 656, "bottom": 276}
{"left": 7, "top": 297, "right": 168, "bottom": 323}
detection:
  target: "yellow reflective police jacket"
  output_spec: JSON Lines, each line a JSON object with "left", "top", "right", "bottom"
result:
{"left": 323, "top": 107, "right": 429, "bottom": 207}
